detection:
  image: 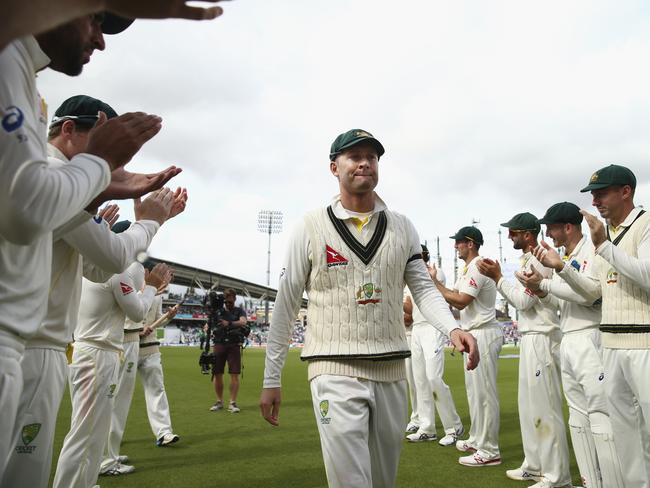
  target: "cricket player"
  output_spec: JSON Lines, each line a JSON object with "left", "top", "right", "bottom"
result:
{"left": 403, "top": 246, "right": 464, "bottom": 446}
{"left": 259, "top": 129, "right": 479, "bottom": 488}
{"left": 0, "top": 95, "right": 179, "bottom": 488}
{"left": 534, "top": 165, "right": 650, "bottom": 488}
{"left": 139, "top": 294, "right": 181, "bottom": 446}
{"left": 0, "top": 15, "right": 177, "bottom": 478}
{"left": 102, "top": 272, "right": 181, "bottom": 473}
{"left": 53, "top": 255, "right": 172, "bottom": 487}
{"left": 403, "top": 299, "right": 420, "bottom": 435}
{"left": 478, "top": 213, "right": 571, "bottom": 488}
{"left": 517, "top": 202, "right": 624, "bottom": 487}
{"left": 433, "top": 226, "right": 503, "bottom": 466}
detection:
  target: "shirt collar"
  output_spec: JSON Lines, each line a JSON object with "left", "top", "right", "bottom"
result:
{"left": 614, "top": 206, "right": 645, "bottom": 229}
{"left": 19, "top": 36, "right": 51, "bottom": 73}
{"left": 330, "top": 193, "right": 387, "bottom": 220}
{"left": 565, "top": 236, "right": 587, "bottom": 260}
{"left": 47, "top": 143, "right": 69, "bottom": 163}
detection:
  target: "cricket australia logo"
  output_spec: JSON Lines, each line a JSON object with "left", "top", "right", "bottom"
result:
{"left": 356, "top": 283, "right": 382, "bottom": 305}
{"left": 319, "top": 400, "right": 331, "bottom": 425}
{"left": 606, "top": 269, "right": 618, "bottom": 285}
{"left": 15, "top": 423, "right": 41, "bottom": 454}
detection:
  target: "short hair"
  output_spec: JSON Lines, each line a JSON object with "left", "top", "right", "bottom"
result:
{"left": 223, "top": 288, "right": 236, "bottom": 298}
{"left": 47, "top": 120, "right": 93, "bottom": 141}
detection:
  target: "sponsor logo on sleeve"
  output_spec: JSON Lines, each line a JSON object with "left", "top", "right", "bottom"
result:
{"left": 2, "top": 105, "right": 24, "bottom": 133}
{"left": 326, "top": 245, "right": 348, "bottom": 267}
{"left": 120, "top": 282, "right": 134, "bottom": 295}
{"left": 93, "top": 215, "right": 103, "bottom": 224}
{"left": 468, "top": 277, "right": 478, "bottom": 289}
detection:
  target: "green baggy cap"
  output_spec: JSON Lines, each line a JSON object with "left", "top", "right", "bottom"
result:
{"left": 580, "top": 164, "right": 636, "bottom": 192}
{"left": 329, "top": 129, "right": 385, "bottom": 161}
{"left": 538, "top": 202, "right": 583, "bottom": 225}
{"left": 449, "top": 226, "right": 484, "bottom": 245}
{"left": 51, "top": 95, "right": 118, "bottom": 127}
{"left": 500, "top": 212, "right": 540, "bottom": 233}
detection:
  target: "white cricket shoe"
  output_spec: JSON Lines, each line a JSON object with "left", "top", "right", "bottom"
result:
{"left": 157, "top": 433, "right": 180, "bottom": 446}
{"left": 228, "top": 401, "right": 241, "bottom": 413}
{"left": 458, "top": 453, "right": 502, "bottom": 467}
{"left": 455, "top": 439, "right": 477, "bottom": 453}
{"left": 117, "top": 455, "right": 129, "bottom": 464}
{"left": 209, "top": 401, "right": 224, "bottom": 411}
{"left": 405, "top": 422, "right": 419, "bottom": 434}
{"left": 439, "top": 425, "right": 464, "bottom": 446}
{"left": 505, "top": 467, "right": 542, "bottom": 481}
{"left": 406, "top": 431, "right": 438, "bottom": 442}
{"left": 100, "top": 463, "right": 135, "bottom": 476}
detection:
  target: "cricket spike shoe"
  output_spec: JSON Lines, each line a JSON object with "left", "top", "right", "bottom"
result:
{"left": 100, "top": 463, "right": 135, "bottom": 476}
{"left": 439, "top": 425, "right": 464, "bottom": 446}
{"left": 406, "top": 431, "right": 438, "bottom": 442}
{"left": 157, "top": 433, "right": 180, "bottom": 446}
{"left": 405, "top": 422, "right": 419, "bottom": 434}
{"left": 455, "top": 439, "right": 477, "bottom": 453}
{"left": 505, "top": 468, "right": 542, "bottom": 482}
{"left": 458, "top": 453, "right": 502, "bottom": 467}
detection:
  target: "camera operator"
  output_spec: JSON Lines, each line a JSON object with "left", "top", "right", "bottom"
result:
{"left": 209, "top": 289, "right": 247, "bottom": 413}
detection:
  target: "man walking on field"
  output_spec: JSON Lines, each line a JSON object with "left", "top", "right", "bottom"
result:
{"left": 259, "top": 129, "right": 478, "bottom": 488}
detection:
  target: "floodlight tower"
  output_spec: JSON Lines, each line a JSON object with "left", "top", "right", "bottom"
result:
{"left": 257, "top": 210, "right": 283, "bottom": 324}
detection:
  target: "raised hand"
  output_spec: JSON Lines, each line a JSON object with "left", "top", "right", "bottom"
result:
{"left": 476, "top": 258, "right": 502, "bottom": 282}
{"left": 580, "top": 209, "right": 607, "bottom": 248}
{"left": 106, "top": 0, "right": 228, "bottom": 21}
{"left": 145, "top": 263, "right": 170, "bottom": 290}
{"left": 168, "top": 187, "right": 188, "bottom": 219}
{"left": 533, "top": 241, "right": 564, "bottom": 272}
{"left": 134, "top": 188, "right": 175, "bottom": 225}
{"left": 86, "top": 111, "right": 163, "bottom": 171}
{"left": 97, "top": 203, "right": 120, "bottom": 228}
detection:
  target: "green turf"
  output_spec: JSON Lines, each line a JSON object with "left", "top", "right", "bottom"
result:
{"left": 51, "top": 346, "right": 581, "bottom": 487}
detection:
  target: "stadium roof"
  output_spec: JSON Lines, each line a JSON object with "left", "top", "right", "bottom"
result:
{"left": 149, "top": 256, "right": 307, "bottom": 308}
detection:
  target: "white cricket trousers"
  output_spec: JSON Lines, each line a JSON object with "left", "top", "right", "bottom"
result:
{"left": 1, "top": 348, "right": 66, "bottom": 488}
{"left": 0, "top": 332, "right": 25, "bottom": 482}
{"left": 603, "top": 348, "right": 650, "bottom": 488}
{"left": 518, "top": 332, "right": 571, "bottom": 486}
{"left": 463, "top": 325, "right": 502, "bottom": 459}
{"left": 101, "top": 340, "right": 139, "bottom": 472}
{"left": 411, "top": 324, "right": 462, "bottom": 435}
{"left": 138, "top": 352, "right": 174, "bottom": 439}
{"left": 53, "top": 343, "right": 119, "bottom": 488}
{"left": 405, "top": 333, "right": 419, "bottom": 427}
{"left": 561, "top": 329, "right": 624, "bottom": 488}
{"left": 310, "top": 375, "right": 407, "bottom": 488}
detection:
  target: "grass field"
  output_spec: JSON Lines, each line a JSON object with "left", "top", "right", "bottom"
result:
{"left": 50, "top": 346, "right": 581, "bottom": 488}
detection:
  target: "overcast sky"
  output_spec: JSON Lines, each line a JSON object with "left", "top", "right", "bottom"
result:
{"left": 38, "top": 0, "right": 650, "bottom": 289}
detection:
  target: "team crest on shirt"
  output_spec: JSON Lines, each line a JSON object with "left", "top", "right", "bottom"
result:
{"left": 468, "top": 277, "right": 478, "bottom": 289}
{"left": 120, "top": 282, "right": 134, "bottom": 295}
{"left": 15, "top": 423, "right": 41, "bottom": 454}
{"left": 319, "top": 400, "right": 331, "bottom": 424}
{"left": 326, "top": 245, "right": 348, "bottom": 268}
{"left": 606, "top": 269, "right": 618, "bottom": 285}
{"left": 356, "top": 282, "right": 382, "bottom": 305}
